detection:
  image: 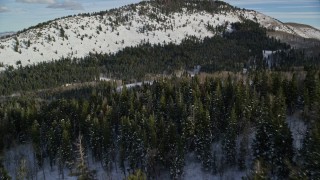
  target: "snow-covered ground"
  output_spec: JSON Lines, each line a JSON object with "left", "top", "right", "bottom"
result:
{"left": 286, "top": 115, "right": 307, "bottom": 150}
{"left": 116, "top": 81, "right": 153, "bottom": 92}
{"left": 2, "top": 144, "right": 122, "bottom": 180}
{"left": 285, "top": 23, "right": 320, "bottom": 40}
{"left": 0, "top": 2, "right": 319, "bottom": 69}
{"left": 3, "top": 144, "right": 248, "bottom": 180}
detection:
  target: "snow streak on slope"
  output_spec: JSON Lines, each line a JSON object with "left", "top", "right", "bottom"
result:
{"left": 0, "top": 2, "right": 319, "bottom": 69}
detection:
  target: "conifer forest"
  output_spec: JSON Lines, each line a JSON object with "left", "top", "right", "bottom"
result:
{"left": 0, "top": 1, "right": 320, "bottom": 179}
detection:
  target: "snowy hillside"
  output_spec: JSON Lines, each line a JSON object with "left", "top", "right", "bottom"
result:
{"left": 0, "top": 1, "right": 319, "bottom": 68}
{"left": 284, "top": 23, "right": 320, "bottom": 40}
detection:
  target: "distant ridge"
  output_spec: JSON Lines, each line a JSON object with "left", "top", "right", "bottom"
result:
{"left": 285, "top": 22, "right": 319, "bottom": 30}
{"left": 0, "top": 31, "right": 15, "bottom": 38}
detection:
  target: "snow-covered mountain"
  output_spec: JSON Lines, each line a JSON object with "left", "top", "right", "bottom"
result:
{"left": 0, "top": 1, "right": 319, "bottom": 68}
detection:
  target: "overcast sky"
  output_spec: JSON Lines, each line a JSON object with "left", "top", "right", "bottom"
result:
{"left": 0, "top": 0, "right": 319, "bottom": 32}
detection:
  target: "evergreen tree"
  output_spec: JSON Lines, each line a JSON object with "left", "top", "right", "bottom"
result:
{"left": 47, "top": 121, "right": 59, "bottom": 168}
{"left": 194, "top": 100, "right": 212, "bottom": 170}
{"left": 61, "top": 119, "right": 73, "bottom": 168}
{"left": 238, "top": 137, "right": 247, "bottom": 170}
{"left": 211, "top": 82, "right": 224, "bottom": 135}
{"left": 169, "top": 138, "right": 185, "bottom": 180}
{"left": 182, "top": 105, "right": 196, "bottom": 150}
{"left": 272, "top": 89, "right": 294, "bottom": 178}
{"left": 72, "top": 135, "right": 96, "bottom": 180}
{"left": 287, "top": 74, "right": 298, "bottom": 112}
{"left": 301, "top": 127, "right": 320, "bottom": 178}
{"left": 252, "top": 99, "right": 274, "bottom": 169}
{"left": 304, "top": 70, "right": 318, "bottom": 106}
{"left": 222, "top": 106, "right": 237, "bottom": 166}
{"left": 31, "top": 120, "right": 43, "bottom": 167}
{"left": 147, "top": 115, "right": 157, "bottom": 149}
{"left": 90, "top": 117, "right": 103, "bottom": 161}
{"left": 60, "top": 28, "right": 65, "bottom": 38}
{"left": 101, "top": 115, "right": 112, "bottom": 170}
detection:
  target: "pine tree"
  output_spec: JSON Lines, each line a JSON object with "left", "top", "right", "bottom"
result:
{"left": 288, "top": 74, "right": 298, "bottom": 113}
{"left": 60, "top": 27, "right": 65, "bottom": 38}
{"left": 272, "top": 89, "right": 294, "bottom": 178}
{"left": 119, "top": 116, "right": 130, "bottom": 176}
{"left": 72, "top": 135, "right": 96, "bottom": 180}
{"left": 222, "top": 106, "right": 237, "bottom": 166}
{"left": 90, "top": 117, "right": 103, "bottom": 161}
{"left": 47, "top": 121, "right": 59, "bottom": 168}
{"left": 305, "top": 70, "right": 318, "bottom": 106}
{"left": 61, "top": 119, "right": 73, "bottom": 168}
{"left": 147, "top": 115, "right": 157, "bottom": 149}
{"left": 128, "top": 116, "right": 145, "bottom": 172}
{"left": 101, "top": 116, "right": 112, "bottom": 170}
{"left": 301, "top": 127, "right": 320, "bottom": 178}
{"left": 252, "top": 99, "right": 274, "bottom": 167}
{"left": 194, "top": 100, "right": 212, "bottom": 170}
{"left": 273, "top": 122, "right": 293, "bottom": 178}
{"left": 169, "top": 138, "right": 185, "bottom": 180}
{"left": 252, "top": 119, "right": 274, "bottom": 165}
{"left": 238, "top": 137, "right": 247, "bottom": 170}
{"left": 182, "top": 104, "right": 196, "bottom": 150}
{"left": 211, "top": 81, "right": 223, "bottom": 135}
{"left": 31, "top": 120, "right": 42, "bottom": 167}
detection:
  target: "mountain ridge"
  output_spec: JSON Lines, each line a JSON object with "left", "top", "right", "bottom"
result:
{"left": 0, "top": 0, "right": 319, "bottom": 69}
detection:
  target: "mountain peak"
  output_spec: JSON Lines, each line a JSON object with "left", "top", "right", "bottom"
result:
{"left": 0, "top": 0, "right": 319, "bottom": 69}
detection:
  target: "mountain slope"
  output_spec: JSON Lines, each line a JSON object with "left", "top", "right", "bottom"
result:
{"left": 284, "top": 22, "right": 320, "bottom": 40}
{"left": 0, "top": 0, "right": 319, "bottom": 69}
